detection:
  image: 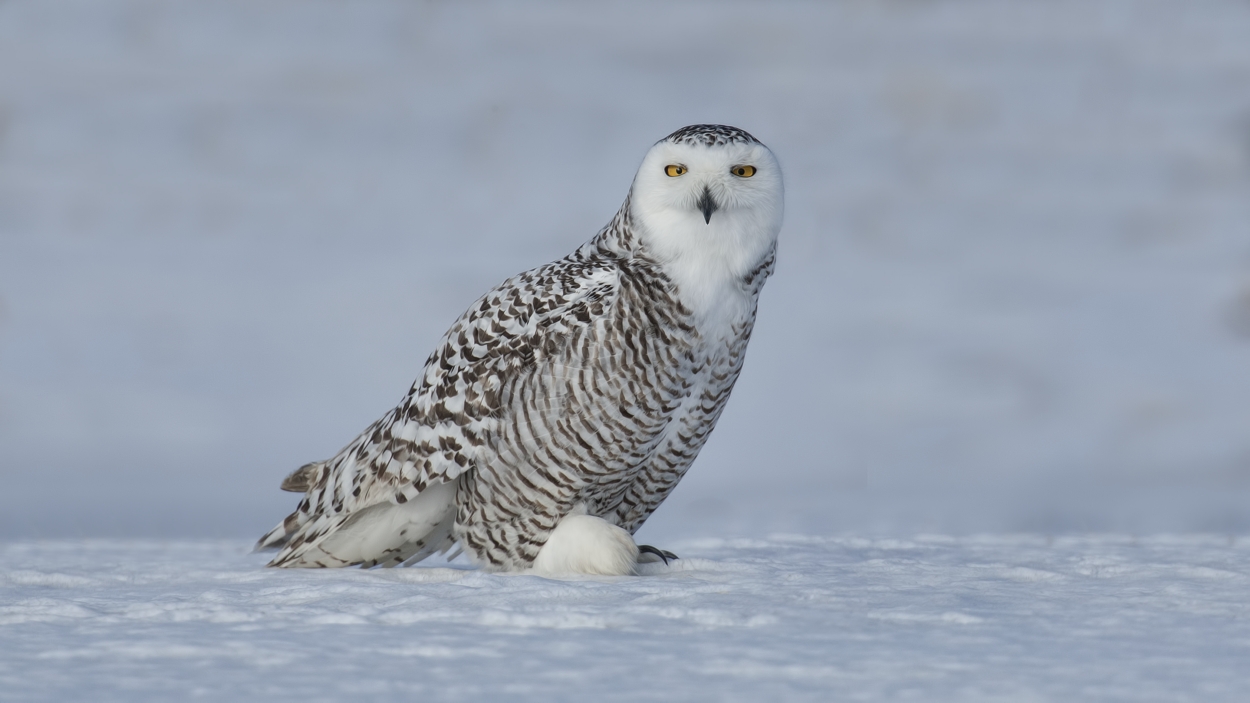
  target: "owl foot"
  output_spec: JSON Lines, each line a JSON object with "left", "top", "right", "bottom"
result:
{"left": 637, "top": 545, "right": 678, "bottom": 565}
{"left": 531, "top": 513, "right": 638, "bottom": 576}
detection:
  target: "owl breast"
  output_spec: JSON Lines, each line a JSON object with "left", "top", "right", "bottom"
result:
{"left": 453, "top": 247, "right": 771, "bottom": 571}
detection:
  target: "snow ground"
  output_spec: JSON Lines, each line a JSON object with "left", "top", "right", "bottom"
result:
{"left": 2, "top": 536, "right": 1248, "bottom": 702}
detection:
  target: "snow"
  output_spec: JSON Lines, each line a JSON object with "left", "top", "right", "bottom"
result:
{"left": 3, "top": 536, "right": 1249, "bottom": 701}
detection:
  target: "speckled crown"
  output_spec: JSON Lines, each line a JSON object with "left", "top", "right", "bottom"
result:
{"left": 660, "top": 124, "right": 761, "bottom": 148}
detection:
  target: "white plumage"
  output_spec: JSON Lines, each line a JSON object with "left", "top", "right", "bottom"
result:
{"left": 257, "top": 125, "right": 783, "bottom": 574}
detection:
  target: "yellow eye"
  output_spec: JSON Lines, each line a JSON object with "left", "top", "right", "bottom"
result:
{"left": 731, "top": 165, "right": 756, "bottom": 178}
{"left": 665, "top": 164, "right": 686, "bottom": 177}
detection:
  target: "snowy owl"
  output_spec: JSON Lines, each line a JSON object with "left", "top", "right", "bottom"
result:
{"left": 257, "top": 124, "right": 783, "bottom": 575}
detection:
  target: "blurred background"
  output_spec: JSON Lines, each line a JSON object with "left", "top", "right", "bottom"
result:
{"left": 1, "top": 0, "right": 1248, "bottom": 541}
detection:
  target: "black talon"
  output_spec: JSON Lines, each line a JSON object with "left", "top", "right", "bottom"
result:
{"left": 638, "top": 545, "right": 679, "bottom": 565}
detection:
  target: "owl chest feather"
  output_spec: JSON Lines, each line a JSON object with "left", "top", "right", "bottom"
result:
{"left": 454, "top": 252, "right": 764, "bottom": 567}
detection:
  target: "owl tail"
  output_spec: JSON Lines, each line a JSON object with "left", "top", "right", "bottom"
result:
{"left": 253, "top": 462, "right": 326, "bottom": 552}
{"left": 263, "top": 480, "right": 461, "bottom": 569}
{"left": 254, "top": 515, "right": 299, "bottom": 552}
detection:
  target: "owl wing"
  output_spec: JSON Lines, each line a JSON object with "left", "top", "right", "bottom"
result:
{"left": 258, "top": 253, "right": 620, "bottom": 563}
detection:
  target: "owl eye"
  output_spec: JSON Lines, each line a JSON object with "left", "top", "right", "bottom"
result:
{"left": 731, "top": 165, "right": 756, "bottom": 178}
{"left": 665, "top": 164, "right": 686, "bottom": 177}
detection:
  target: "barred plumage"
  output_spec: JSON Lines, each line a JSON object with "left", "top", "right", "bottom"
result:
{"left": 257, "top": 125, "right": 784, "bottom": 573}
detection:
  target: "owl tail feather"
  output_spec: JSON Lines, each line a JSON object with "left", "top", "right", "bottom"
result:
{"left": 253, "top": 461, "right": 329, "bottom": 551}
{"left": 254, "top": 512, "right": 301, "bottom": 552}
{"left": 263, "top": 480, "right": 460, "bottom": 568}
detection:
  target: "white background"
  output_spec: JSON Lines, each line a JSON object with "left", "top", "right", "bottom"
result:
{"left": 2, "top": 0, "right": 1249, "bottom": 541}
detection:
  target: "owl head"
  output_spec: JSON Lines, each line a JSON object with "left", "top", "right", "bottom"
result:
{"left": 629, "top": 125, "right": 784, "bottom": 272}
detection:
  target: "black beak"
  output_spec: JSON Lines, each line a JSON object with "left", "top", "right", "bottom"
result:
{"left": 696, "top": 186, "right": 719, "bottom": 224}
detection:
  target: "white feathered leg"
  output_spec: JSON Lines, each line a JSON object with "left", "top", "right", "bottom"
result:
{"left": 531, "top": 507, "right": 639, "bottom": 576}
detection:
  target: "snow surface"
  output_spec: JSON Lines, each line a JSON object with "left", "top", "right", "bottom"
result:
{"left": 3, "top": 536, "right": 1249, "bottom": 701}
